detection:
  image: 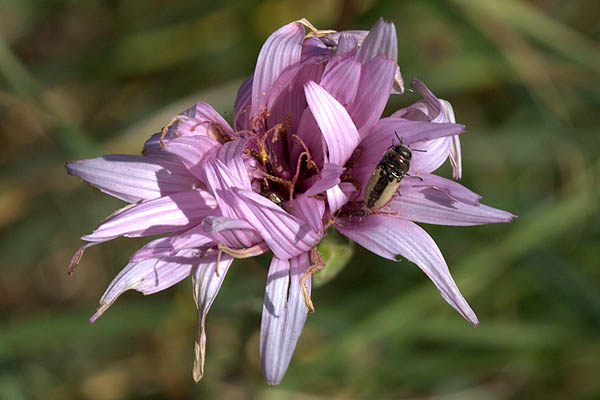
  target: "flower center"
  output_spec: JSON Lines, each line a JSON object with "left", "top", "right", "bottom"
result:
{"left": 238, "top": 115, "right": 318, "bottom": 210}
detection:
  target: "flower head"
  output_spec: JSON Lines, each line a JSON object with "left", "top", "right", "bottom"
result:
{"left": 66, "top": 18, "right": 515, "bottom": 385}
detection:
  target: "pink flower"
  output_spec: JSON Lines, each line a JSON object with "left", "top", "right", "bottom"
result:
{"left": 66, "top": 18, "right": 515, "bottom": 385}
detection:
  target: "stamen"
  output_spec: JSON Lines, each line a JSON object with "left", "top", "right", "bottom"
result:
{"left": 300, "top": 247, "right": 325, "bottom": 313}
{"left": 262, "top": 172, "right": 293, "bottom": 188}
{"left": 288, "top": 151, "right": 309, "bottom": 208}
{"left": 159, "top": 116, "right": 182, "bottom": 147}
{"left": 190, "top": 121, "right": 235, "bottom": 142}
{"left": 215, "top": 243, "right": 269, "bottom": 276}
{"left": 297, "top": 18, "right": 336, "bottom": 39}
{"left": 291, "top": 134, "right": 319, "bottom": 173}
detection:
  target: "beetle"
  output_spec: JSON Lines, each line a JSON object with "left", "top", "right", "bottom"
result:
{"left": 363, "top": 133, "right": 418, "bottom": 210}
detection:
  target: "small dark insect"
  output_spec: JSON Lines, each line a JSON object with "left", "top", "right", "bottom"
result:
{"left": 259, "top": 181, "right": 285, "bottom": 208}
{"left": 267, "top": 192, "right": 285, "bottom": 208}
{"left": 364, "top": 133, "right": 416, "bottom": 210}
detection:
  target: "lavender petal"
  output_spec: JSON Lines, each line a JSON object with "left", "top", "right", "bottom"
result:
{"left": 336, "top": 215, "right": 479, "bottom": 326}
{"left": 304, "top": 80, "right": 360, "bottom": 166}
{"left": 66, "top": 155, "right": 198, "bottom": 203}
{"left": 252, "top": 22, "right": 305, "bottom": 116}
{"left": 260, "top": 253, "right": 310, "bottom": 385}
{"left": 81, "top": 190, "right": 218, "bottom": 243}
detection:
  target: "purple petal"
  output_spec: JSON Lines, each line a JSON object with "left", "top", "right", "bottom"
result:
{"left": 215, "top": 138, "right": 252, "bottom": 190}
{"left": 302, "top": 163, "right": 343, "bottom": 196}
{"left": 334, "top": 33, "right": 359, "bottom": 56}
{"left": 295, "top": 108, "right": 325, "bottom": 166}
{"left": 199, "top": 139, "right": 252, "bottom": 218}
{"left": 144, "top": 102, "right": 233, "bottom": 155}
{"left": 336, "top": 215, "right": 479, "bottom": 326}
{"left": 326, "top": 30, "right": 368, "bottom": 48}
{"left": 260, "top": 253, "right": 310, "bottom": 385}
{"left": 165, "top": 225, "right": 215, "bottom": 254}
{"left": 290, "top": 196, "right": 325, "bottom": 233}
{"left": 394, "top": 79, "right": 457, "bottom": 124}
{"left": 386, "top": 188, "right": 516, "bottom": 226}
{"left": 304, "top": 80, "right": 360, "bottom": 166}
{"left": 252, "top": 22, "right": 305, "bottom": 116}
{"left": 347, "top": 57, "right": 396, "bottom": 135}
{"left": 410, "top": 136, "right": 452, "bottom": 174}
{"left": 266, "top": 61, "right": 324, "bottom": 160}
{"left": 370, "top": 118, "right": 464, "bottom": 147}
{"left": 446, "top": 106, "right": 462, "bottom": 179}
{"left": 400, "top": 173, "right": 481, "bottom": 205}
{"left": 90, "top": 247, "right": 200, "bottom": 323}
{"left": 234, "top": 74, "right": 253, "bottom": 131}
{"left": 354, "top": 119, "right": 465, "bottom": 188}
{"left": 81, "top": 190, "right": 218, "bottom": 243}
{"left": 192, "top": 253, "right": 235, "bottom": 382}
{"left": 356, "top": 18, "right": 398, "bottom": 63}
{"left": 200, "top": 215, "right": 263, "bottom": 249}
{"left": 301, "top": 36, "right": 330, "bottom": 61}
{"left": 320, "top": 57, "right": 361, "bottom": 106}
{"left": 391, "top": 65, "right": 404, "bottom": 94}
{"left": 159, "top": 136, "right": 221, "bottom": 180}
{"left": 393, "top": 80, "right": 462, "bottom": 177}
{"left": 129, "top": 236, "right": 182, "bottom": 262}
{"left": 326, "top": 183, "right": 354, "bottom": 214}
{"left": 66, "top": 155, "right": 198, "bottom": 203}
{"left": 221, "top": 189, "right": 319, "bottom": 260}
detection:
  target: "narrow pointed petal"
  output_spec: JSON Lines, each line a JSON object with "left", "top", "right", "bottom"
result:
{"left": 320, "top": 57, "right": 361, "bottom": 105}
{"left": 199, "top": 140, "right": 252, "bottom": 218}
{"left": 347, "top": 57, "right": 397, "bottom": 134}
{"left": 409, "top": 78, "right": 449, "bottom": 123}
{"left": 166, "top": 225, "right": 216, "bottom": 253}
{"left": 446, "top": 105, "right": 462, "bottom": 179}
{"left": 82, "top": 190, "right": 218, "bottom": 243}
{"left": 409, "top": 136, "right": 452, "bottom": 174}
{"left": 295, "top": 108, "right": 325, "bottom": 166}
{"left": 336, "top": 215, "right": 479, "bottom": 326}
{"left": 387, "top": 188, "right": 516, "bottom": 226}
{"left": 234, "top": 74, "right": 253, "bottom": 131}
{"left": 326, "top": 183, "right": 353, "bottom": 214}
{"left": 214, "top": 138, "right": 252, "bottom": 190}
{"left": 192, "top": 253, "right": 234, "bottom": 382}
{"left": 252, "top": 22, "right": 305, "bottom": 116}
{"left": 222, "top": 189, "right": 320, "bottom": 260}
{"left": 302, "top": 163, "right": 343, "bottom": 197}
{"left": 90, "top": 248, "right": 199, "bottom": 323}
{"left": 260, "top": 253, "right": 310, "bottom": 385}
{"left": 129, "top": 237, "right": 181, "bottom": 262}
{"left": 396, "top": 79, "right": 457, "bottom": 124}
{"left": 159, "top": 136, "right": 221, "bottom": 180}
{"left": 391, "top": 65, "right": 404, "bottom": 94}
{"left": 335, "top": 33, "right": 358, "bottom": 56}
{"left": 290, "top": 196, "right": 325, "bottom": 233}
{"left": 356, "top": 18, "right": 398, "bottom": 63}
{"left": 304, "top": 80, "right": 360, "bottom": 166}
{"left": 401, "top": 173, "right": 482, "bottom": 205}
{"left": 66, "top": 155, "right": 198, "bottom": 203}
{"left": 200, "top": 215, "right": 263, "bottom": 249}
{"left": 267, "top": 62, "right": 324, "bottom": 137}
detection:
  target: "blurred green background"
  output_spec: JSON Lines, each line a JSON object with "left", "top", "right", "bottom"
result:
{"left": 1, "top": 0, "right": 599, "bottom": 399}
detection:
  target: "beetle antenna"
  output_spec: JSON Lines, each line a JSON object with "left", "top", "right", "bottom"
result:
{"left": 394, "top": 131, "right": 403, "bottom": 145}
{"left": 405, "top": 173, "right": 424, "bottom": 181}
